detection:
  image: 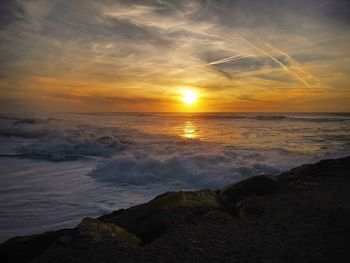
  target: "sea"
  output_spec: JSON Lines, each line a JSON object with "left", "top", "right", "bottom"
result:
{"left": 0, "top": 112, "right": 350, "bottom": 242}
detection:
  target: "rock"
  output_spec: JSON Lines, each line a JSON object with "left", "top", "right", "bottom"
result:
{"left": 149, "top": 190, "right": 220, "bottom": 208}
{"left": 218, "top": 175, "right": 278, "bottom": 213}
{"left": 279, "top": 156, "right": 350, "bottom": 182}
{"left": 0, "top": 219, "right": 139, "bottom": 263}
{"left": 68, "top": 217, "right": 140, "bottom": 247}
{"left": 100, "top": 190, "right": 221, "bottom": 243}
{"left": 236, "top": 198, "right": 264, "bottom": 220}
{"left": 0, "top": 229, "right": 71, "bottom": 263}
{"left": 200, "top": 210, "right": 233, "bottom": 224}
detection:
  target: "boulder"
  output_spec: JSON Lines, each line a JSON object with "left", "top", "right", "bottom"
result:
{"left": 279, "top": 156, "right": 350, "bottom": 182}
{"left": 65, "top": 217, "right": 140, "bottom": 247}
{"left": 0, "top": 218, "right": 140, "bottom": 263}
{"left": 100, "top": 190, "right": 221, "bottom": 243}
{"left": 218, "top": 175, "right": 278, "bottom": 213}
{"left": 0, "top": 229, "right": 71, "bottom": 263}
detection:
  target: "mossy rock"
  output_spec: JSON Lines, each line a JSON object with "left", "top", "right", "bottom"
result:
{"left": 147, "top": 190, "right": 220, "bottom": 208}
{"left": 218, "top": 175, "right": 278, "bottom": 213}
{"left": 69, "top": 217, "right": 140, "bottom": 247}
{"left": 100, "top": 190, "right": 221, "bottom": 243}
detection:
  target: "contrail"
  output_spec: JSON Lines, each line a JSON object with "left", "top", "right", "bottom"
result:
{"left": 235, "top": 33, "right": 311, "bottom": 87}
{"left": 232, "top": 67, "right": 284, "bottom": 78}
{"left": 262, "top": 42, "right": 321, "bottom": 88}
{"left": 207, "top": 54, "right": 254, "bottom": 66}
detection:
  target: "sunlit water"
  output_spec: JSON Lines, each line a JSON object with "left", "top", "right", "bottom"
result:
{"left": 0, "top": 112, "right": 350, "bottom": 241}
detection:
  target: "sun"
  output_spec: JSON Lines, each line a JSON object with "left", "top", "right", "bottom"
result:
{"left": 181, "top": 90, "right": 198, "bottom": 105}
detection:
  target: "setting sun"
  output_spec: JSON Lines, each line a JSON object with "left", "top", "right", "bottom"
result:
{"left": 181, "top": 90, "right": 198, "bottom": 105}
{"left": 1, "top": 1, "right": 349, "bottom": 261}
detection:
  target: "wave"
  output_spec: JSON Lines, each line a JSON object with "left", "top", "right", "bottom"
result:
{"left": 118, "top": 113, "right": 349, "bottom": 122}
{"left": 0, "top": 113, "right": 349, "bottom": 167}
{"left": 0, "top": 112, "right": 349, "bottom": 243}
{"left": 5, "top": 113, "right": 349, "bottom": 123}
{"left": 0, "top": 117, "right": 133, "bottom": 161}
{"left": 0, "top": 129, "right": 48, "bottom": 139}
{"left": 0, "top": 116, "right": 55, "bottom": 124}
{"left": 191, "top": 114, "right": 350, "bottom": 122}
{"left": 89, "top": 152, "right": 283, "bottom": 189}
{"left": 13, "top": 134, "right": 130, "bottom": 161}
{"left": 45, "top": 112, "right": 350, "bottom": 123}
{"left": 88, "top": 145, "right": 350, "bottom": 189}
{"left": 0, "top": 153, "right": 89, "bottom": 162}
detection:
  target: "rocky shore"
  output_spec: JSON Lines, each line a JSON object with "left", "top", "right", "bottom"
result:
{"left": 1, "top": 156, "right": 350, "bottom": 263}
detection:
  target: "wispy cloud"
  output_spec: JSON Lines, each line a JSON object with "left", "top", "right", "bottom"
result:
{"left": 0, "top": 0, "right": 349, "bottom": 112}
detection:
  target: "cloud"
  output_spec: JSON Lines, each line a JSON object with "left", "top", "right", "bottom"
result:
{"left": 0, "top": 0, "right": 349, "bottom": 112}
{"left": 47, "top": 92, "right": 165, "bottom": 105}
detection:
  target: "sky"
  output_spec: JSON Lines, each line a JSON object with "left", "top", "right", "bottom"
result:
{"left": 0, "top": 0, "right": 350, "bottom": 113}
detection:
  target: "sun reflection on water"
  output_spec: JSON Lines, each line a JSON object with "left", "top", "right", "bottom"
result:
{"left": 182, "top": 121, "right": 199, "bottom": 139}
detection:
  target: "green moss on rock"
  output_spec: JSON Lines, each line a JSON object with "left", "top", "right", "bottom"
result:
{"left": 72, "top": 218, "right": 140, "bottom": 247}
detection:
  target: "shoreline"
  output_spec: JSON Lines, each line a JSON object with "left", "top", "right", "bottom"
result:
{"left": 1, "top": 155, "right": 350, "bottom": 262}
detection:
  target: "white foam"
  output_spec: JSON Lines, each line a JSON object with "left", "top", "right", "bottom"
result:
{"left": 89, "top": 146, "right": 320, "bottom": 189}
{"left": 0, "top": 112, "right": 349, "bottom": 241}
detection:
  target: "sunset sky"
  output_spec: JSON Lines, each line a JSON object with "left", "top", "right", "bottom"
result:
{"left": 0, "top": 0, "right": 350, "bottom": 112}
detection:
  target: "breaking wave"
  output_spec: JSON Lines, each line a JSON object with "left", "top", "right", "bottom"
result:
{"left": 0, "top": 117, "right": 134, "bottom": 161}
{"left": 88, "top": 146, "right": 323, "bottom": 189}
{"left": 0, "top": 112, "right": 350, "bottom": 241}
{"left": 0, "top": 112, "right": 349, "bottom": 181}
{"left": 89, "top": 152, "right": 283, "bottom": 189}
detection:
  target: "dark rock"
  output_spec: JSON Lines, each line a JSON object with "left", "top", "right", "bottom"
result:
{"left": 200, "top": 210, "right": 233, "bottom": 224}
{"left": 0, "top": 219, "right": 139, "bottom": 263}
{"left": 0, "top": 229, "right": 71, "bottom": 263}
{"left": 236, "top": 197, "right": 265, "bottom": 220}
{"left": 67, "top": 217, "right": 140, "bottom": 247}
{"left": 279, "top": 156, "right": 350, "bottom": 182}
{"left": 218, "top": 175, "right": 279, "bottom": 213}
{"left": 100, "top": 190, "right": 221, "bottom": 243}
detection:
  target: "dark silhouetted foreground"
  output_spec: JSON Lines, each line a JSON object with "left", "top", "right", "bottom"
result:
{"left": 1, "top": 156, "right": 350, "bottom": 263}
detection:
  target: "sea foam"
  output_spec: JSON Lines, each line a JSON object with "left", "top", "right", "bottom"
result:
{"left": 0, "top": 112, "right": 350, "bottom": 241}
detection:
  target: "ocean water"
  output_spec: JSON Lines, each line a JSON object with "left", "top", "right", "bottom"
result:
{"left": 0, "top": 112, "right": 350, "bottom": 241}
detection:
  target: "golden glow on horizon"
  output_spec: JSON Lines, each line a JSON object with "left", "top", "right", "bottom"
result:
{"left": 181, "top": 90, "right": 198, "bottom": 105}
{"left": 1, "top": 1, "right": 350, "bottom": 113}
